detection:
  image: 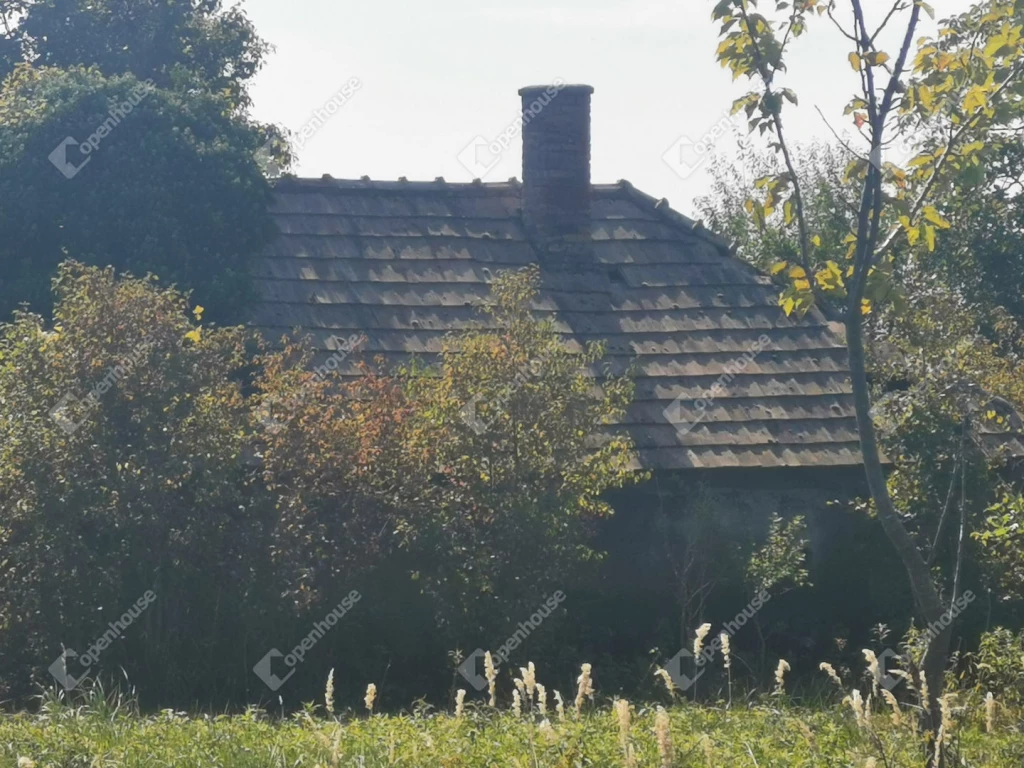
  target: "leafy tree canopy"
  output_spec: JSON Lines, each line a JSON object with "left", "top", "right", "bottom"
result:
{"left": 1, "top": 0, "right": 268, "bottom": 109}
{"left": 256, "top": 265, "right": 643, "bottom": 631}
{"left": 0, "top": 262, "right": 263, "bottom": 699}
{"left": 0, "top": 65, "right": 279, "bottom": 323}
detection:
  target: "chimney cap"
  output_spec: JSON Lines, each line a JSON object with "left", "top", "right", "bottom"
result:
{"left": 518, "top": 84, "right": 594, "bottom": 97}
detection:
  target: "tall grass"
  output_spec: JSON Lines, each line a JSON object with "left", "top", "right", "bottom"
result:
{"left": 3, "top": 668, "right": 1021, "bottom": 767}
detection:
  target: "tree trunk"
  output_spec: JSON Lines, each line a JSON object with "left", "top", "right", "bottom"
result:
{"left": 846, "top": 307, "right": 947, "bottom": 726}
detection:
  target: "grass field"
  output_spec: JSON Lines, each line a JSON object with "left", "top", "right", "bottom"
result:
{"left": 3, "top": 686, "right": 1022, "bottom": 767}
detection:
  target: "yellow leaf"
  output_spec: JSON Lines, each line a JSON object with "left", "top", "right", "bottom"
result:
{"left": 918, "top": 85, "right": 935, "bottom": 110}
{"left": 781, "top": 296, "right": 796, "bottom": 316}
{"left": 861, "top": 299, "right": 873, "bottom": 315}
{"left": 811, "top": 234, "right": 822, "bottom": 247}
{"left": 848, "top": 52, "right": 862, "bottom": 71}
{"left": 184, "top": 329, "right": 202, "bottom": 343}
{"left": 963, "top": 85, "right": 988, "bottom": 113}
{"left": 794, "top": 278, "right": 811, "bottom": 291}
{"left": 788, "top": 265, "right": 807, "bottom": 279}
{"left": 922, "top": 206, "right": 951, "bottom": 229}
{"left": 925, "top": 224, "right": 936, "bottom": 251}
{"left": 770, "top": 260, "right": 789, "bottom": 275}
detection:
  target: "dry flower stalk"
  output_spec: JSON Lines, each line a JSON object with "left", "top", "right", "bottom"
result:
{"left": 364, "top": 683, "right": 377, "bottom": 714}
{"left": 324, "top": 668, "right": 335, "bottom": 715}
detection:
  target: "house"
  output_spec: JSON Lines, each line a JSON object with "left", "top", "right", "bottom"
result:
{"left": 250, "top": 83, "right": 938, "bottom": 649}
{"left": 247, "top": 84, "right": 1024, "bottom": 658}
{"left": 252, "top": 84, "right": 861, "bottom": 484}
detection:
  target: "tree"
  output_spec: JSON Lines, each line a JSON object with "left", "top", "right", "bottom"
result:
{"left": 0, "top": 65, "right": 280, "bottom": 324}
{"left": 255, "top": 265, "right": 643, "bottom": 636}
{"left": 0, "top": 262, "right": 270, "bottom": 703}
{"left": 402, "top": 265, "right": 641, "bottom": 631}
{"left": 698, "top": 140, "right": 858, "bottom": 274}
{"left": 2, "top": 0, "right": 268, "bottom": 109}
{"left": 254, "top": 341, "right": 428, "bottom": 612}
{"left": 711, "top": 0, "right": 1024, "bottom": 750}
{"left": 700, "top": 139, "right": 1024, "bottom": 605}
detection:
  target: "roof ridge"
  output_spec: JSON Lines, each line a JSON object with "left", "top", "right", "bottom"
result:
{"left": 273, "top": 175, "right": 521, "bottom": 194}
{"left": 612, "top": 180, "right": 734, "bottom": 254}
{"left": 273, "top": 176, "right": 648, "bottom": 197}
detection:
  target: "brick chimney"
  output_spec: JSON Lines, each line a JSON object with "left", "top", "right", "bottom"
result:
{"left": 519, "top": 84, "right": 593, "bottom": 247}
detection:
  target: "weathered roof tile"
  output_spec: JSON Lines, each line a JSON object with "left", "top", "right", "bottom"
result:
{"left": 253, "top": 178, "right": 860, "bottom": 469}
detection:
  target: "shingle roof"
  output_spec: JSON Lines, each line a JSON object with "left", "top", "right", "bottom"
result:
{"left": 252, "top": 175, "right": 864, "bottom": 470}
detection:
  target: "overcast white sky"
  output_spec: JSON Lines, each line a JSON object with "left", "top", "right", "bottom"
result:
{"left": 244, "top": 0, "right": 974, "bottom": 217}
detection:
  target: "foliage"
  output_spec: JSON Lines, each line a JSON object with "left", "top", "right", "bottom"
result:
{"left": 256, "top": 265, "right": 642, "bottom": 632}
{"left": 975, "top": 493, "right": 1024, "bottom": 598}
{"left": 0, "top": 262, "right": 643, "bottom": 703}
{"left": 0, "top": 262, "right": 270, "bottom": 702}
{"left": 711, "top": 0, "right": 1024, "bottom": 737}
{"left": 0, "top": 65, "right": 280, "bottom": 324}
{"left": 1, "top": 0, "right": 269, "bottom": 109}
{"left": 746, "top": 513, "right": 810, "bottom": 595}
{"left": 697, "top": 140, "right": 858, "bottom": 274}
{"left": 401, "top": 264, "right": 641, "bottom": 629}
{"left": 254, "top": 343, "right": 428, "bottom": 612}
{"left": 719, "top": 0, "right": 1024, "bottom": 319}
{"left": 0, "top": 674, "right": 1021, "bottom": 768}
{"left": 964, "top": 626, "right": 1024, "bottom": 705}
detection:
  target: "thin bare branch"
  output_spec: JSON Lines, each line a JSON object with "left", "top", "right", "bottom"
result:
{"left": 927, "top": 452, "right": 961, "bottom": 567}
{"left": 869, "top": 0, "right": 911, "bottom": 47}
{"left": 952, "top": 421, "right": 969, "bottom": 602}
{"left": 827, "top": 2, "right": 859, "bottom": 43}
{"left": 815, "top": 105, "right": 870, "bottom": 163}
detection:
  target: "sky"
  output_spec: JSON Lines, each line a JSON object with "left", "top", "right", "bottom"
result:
{"left": 244, "top": 0, "right": 975, "bottom": 218}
